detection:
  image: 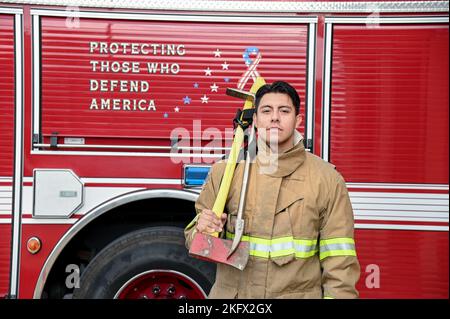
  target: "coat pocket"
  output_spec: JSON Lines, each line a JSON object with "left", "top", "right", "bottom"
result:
{"left": 270, "top": 192, "right": 308, "bottom": 266}
{"left": 270, "top": 206, "right": 299, "bottom": 266}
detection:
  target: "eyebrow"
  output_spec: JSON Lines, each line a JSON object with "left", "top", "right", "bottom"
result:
{"left": 260, "top": 105, "right": 293, "bottom": 109}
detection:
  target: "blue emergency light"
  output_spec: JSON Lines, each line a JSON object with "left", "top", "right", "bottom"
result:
{"left": 184, "top": 166, "right": 211, "bottom": 186}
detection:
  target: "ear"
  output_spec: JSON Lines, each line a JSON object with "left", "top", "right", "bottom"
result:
{"left": 253, "top": 112, "right": 257, "bottom": 128}
{"left": 295, "top": 114, "right": 302, "bottom": 128}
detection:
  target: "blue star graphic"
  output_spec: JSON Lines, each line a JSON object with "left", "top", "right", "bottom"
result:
{"left": 183, "top": 96, "right": 192, "bottom": 104}
{"left": 193, "top": 83, "right": 199, "bottom": 88}
{"left": 224, "top": 78, "right": 230, "bottom": 83}
{"left": 164, "top": 113, "right": 169, "bottom": 118}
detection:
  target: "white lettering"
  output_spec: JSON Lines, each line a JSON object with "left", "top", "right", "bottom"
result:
{"left": 141, "top": 43, "right": 149, "bottom": 54}
{"left": 89, "top": 98, "right": 98, "bottom": 109}
{"left": 178, "top": 303, "right": 212, "bottom": 317}
{"left": 160, "top": 63, "right": 169, "bottom": 74}
{"left": 141, "top": 81, "right": 149, "bottom": 92}
{"left": 100, "top": 42, "right": 107, "bottom": 54}
{"left": 100, "top": 60, "right": 109, "bottom": 72}
{"left": 146, "top": 62, "right": 180, "bottom": 74}
{"left": 131, "top": 62, "right": 140, "bottom": 73}
{"left": 100, "top": 80, "right": 108, "bottom": 92}
{"left": 120, "top": 42, "right": 129, "bottom": 53}
{"left": 171, "top": 63, "right": 180, "bottom": 74}
{"left": 90, "top": 79, "right": 98, "bottom": 91}
{"left": 110, "top": 61, "right": 121, "bottom": 73}
{"left": 101, "top": 99, "right": 110, "bottom": 110}
{"left": 113, "top": 99, "right": 121, "bottom": 110}
{"left": 138, "top": 100, "right": 146, "bottom": 111}
{"left": 123, "top": 99, "right": 130, "bottom": 111}
{"left": 177, "top": 44, "right": 186, "bottom": 56}
{"left": 131, "top": 43, "right": 139, "bottom": 54}
{"left": 90, "top": 60, "right": 140, "bottom": 73}
{"left": 91, "top": 42, "right": 186, "bottom": 55}
{"left": 90, "top": 60, "right": 98, "bottom": 71}
{"left": 110, "top": 42, "right": 119, "bottom": 54}
{"left": 147, "top": 62, "right": 159, "bottom": 74}
{"left": 89, "top": 99, "right": 156, "bottom": 112}
{"left": 147, "top": 100, "right": 156, "bottom": 111}
{"left": 89, "top": 80, "right": 149, "bottom": 92}
{"left": 151, "top": 44, "right": 160, "bottom": 55}
{"left": 89, "top": 42, "right": 98, "bottom": 53}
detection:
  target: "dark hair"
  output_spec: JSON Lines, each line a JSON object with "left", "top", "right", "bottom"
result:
{"left": 254, "top": 81, "right": 300, "bottom": 115}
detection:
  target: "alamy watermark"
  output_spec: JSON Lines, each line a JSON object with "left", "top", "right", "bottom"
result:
{"left": 170, "top": 121, "right": 279, "bottom": 174}
{"left": 365, "top": 264, "right": 381, "bottom": 289}
{"left": 65, "top": 264, "right": 80, "bottom": 289}
{"left": 65, "top": 6, "right": 80, "bottom": 29}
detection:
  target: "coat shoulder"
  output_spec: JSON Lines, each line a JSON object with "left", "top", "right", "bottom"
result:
{"left": 304, "top": 152, "right": 341, "bottom": 178}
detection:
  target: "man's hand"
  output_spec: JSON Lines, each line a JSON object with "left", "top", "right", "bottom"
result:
{"left": 196, "top": 209, "right": 227, "bottom": 234}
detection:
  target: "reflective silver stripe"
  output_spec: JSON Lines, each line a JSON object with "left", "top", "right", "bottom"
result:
{"left": 319, "top": 239, "right": 357, "bottom": 260}
{"left": 250, "top": 241, "right": 271, "bottom": 254}
{"left": 227, "top": 232, "right": 318, "bottom": 258}
{"left": 320, "top": 242, "right": 356, "bottom": 252}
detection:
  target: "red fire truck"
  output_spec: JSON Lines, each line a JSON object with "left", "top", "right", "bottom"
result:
{"left": 0, "top": 0, "right": 448, "bottom": 299}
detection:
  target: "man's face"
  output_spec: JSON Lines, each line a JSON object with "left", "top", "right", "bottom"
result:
{"left": 253, "top": 92, "right": 302, "bottom": 153}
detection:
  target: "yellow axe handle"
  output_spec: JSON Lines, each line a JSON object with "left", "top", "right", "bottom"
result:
{"left": 210, "top": 76, "right": 266, "bottom": 237}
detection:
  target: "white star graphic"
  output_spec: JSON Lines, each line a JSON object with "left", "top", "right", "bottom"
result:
{"left": 210, "top": 83, "right": 219, "bottom": 92}
{"left": 174, "top": 107, "right": 180, "bottom": 112}
{"left": 214, "top": 49, "right": 221, "bottom": 58}
{"left": 204, "top": 67, "right": 212, "bottom": 76}
{"left": 221, "top": 62, "right": 229, "bottom": 70}
{"left": 201, "top": 94, "right": 209, "bottom": 104}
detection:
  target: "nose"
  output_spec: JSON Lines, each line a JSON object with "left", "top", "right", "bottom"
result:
{"left": 271, "top": 110, "right": 280, "bottom": 122}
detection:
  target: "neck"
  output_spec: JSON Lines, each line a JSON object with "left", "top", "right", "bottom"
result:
{"left": 256, "top": 131, "right": 306, "bottom": 178}
{"left": 267, "top": 137, "right": 294, "bottom": 154}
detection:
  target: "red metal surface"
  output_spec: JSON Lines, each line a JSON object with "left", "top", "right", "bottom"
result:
{"left": 19, "top": 224, "right": 72, "bottom": 298}
{"left": 0, "top": 13, "right": 15, "bottom": 298}
{"left": 330, "top": 24, "right": 449, "bottom": 184}
{"left": 1, "top": 4, "right": 446, "bottom": 299}
{"left": 356, "top": 229, "right": 449, "bottom": 298}
{"left": 39, "top": 17, "right": 307, "bottom": 141}
{"left": 117, "top": 270, "right": 205, "bottom": 299}
{"left": 0, "top": 225, "right": 12, "bottom": 297}
{"left": 0, "top": 14, "right": 15, "bottom": 179}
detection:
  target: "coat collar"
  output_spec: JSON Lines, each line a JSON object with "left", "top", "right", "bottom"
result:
{"left": 256, "top": 130, "right": 306, "bottom": 178}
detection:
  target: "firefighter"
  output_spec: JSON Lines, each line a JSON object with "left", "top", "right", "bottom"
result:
{"left": 185, "top": 81, "right": 360, "bottom": 298}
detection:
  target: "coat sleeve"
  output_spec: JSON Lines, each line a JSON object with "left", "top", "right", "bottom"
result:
{"left": 184, "top": 162, "right": 224, "bottom": 249}
{"left": 319, "top": 172, "right": 360, "bottom": 299}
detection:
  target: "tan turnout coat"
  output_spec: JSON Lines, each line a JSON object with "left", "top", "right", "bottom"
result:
{"left": 185, "top": 133, "right": 360, "bottom": 298}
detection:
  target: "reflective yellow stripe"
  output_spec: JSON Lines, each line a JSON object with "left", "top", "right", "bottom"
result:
{"left": 320, "top": 249, "right": 357, "bottom": 260}
{"left": 296, "top": 250, "right": 319, "bottom": 258}
{"left": 250, "top": 250, "right": 269, "bottom": 258}
{"left": 185, "top": 214, "right": 199, "bottom": 231}
{"left": 319, "top": 238, "right": 355, "bottom": 246}
{"left": 270, "top": 248, "right": 295, "bottom": 258}
{"left": 323, "top": 296, "right": 334, "bottom": 299}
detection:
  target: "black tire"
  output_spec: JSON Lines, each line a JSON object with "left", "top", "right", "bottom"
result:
{"left": 72, "top": 226, "right": 216, "bottom": 299}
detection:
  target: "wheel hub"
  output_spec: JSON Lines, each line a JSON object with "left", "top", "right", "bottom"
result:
{"left": 115, "top": 270, "right": 206, "bottom": 299}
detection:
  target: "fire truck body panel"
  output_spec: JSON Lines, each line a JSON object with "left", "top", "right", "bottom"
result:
{"left": 0, "top": 1, "right": 448, "bottom": 299}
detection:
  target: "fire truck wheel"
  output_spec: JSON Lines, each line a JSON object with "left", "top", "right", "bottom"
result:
{"left": 72, "top": 226, "right": 215, "bottom": 299}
